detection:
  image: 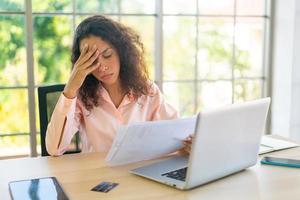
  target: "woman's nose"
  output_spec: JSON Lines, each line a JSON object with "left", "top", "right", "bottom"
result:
{"left": 97, "top": 63, "right": 103, "bottom": 71}
{"left": 96, "top": 55, "right": 108, "bottom": 72}
{"left": 96, "top": 57, "right": 103, "bottom": 71}
{"left": 97, "top": 63, "right": 108, "bottom": 72}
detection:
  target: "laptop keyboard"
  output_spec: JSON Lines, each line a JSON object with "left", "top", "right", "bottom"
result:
{"left": 161, "top": 167, "right": 187, "bottom": 181}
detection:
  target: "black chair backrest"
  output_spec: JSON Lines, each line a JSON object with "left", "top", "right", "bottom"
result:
{"left": 38, "top": 84, "right": 81, "bottom": 156}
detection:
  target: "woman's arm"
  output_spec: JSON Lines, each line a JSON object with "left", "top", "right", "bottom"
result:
{"left": 45, "top": 93, "right": 81, "bottom": 156}
{"left": 46, "top": 43, "right": 100, "bottom": 156}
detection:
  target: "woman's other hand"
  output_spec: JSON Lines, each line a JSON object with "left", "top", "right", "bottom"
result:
{"left": 179, "top": 134, "right": 194, "bottom": 155}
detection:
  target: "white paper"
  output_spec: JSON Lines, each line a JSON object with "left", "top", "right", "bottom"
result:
{"left": 261, "top": 136, "right": 299, "bottom": 150}
{"left": 106, "top": 117, "right": 197, "bottom": 166}
{"left": 259, "top": 135, "right": 299, "bottom": 154}
{"left": 259, "top": 145, "right": 274, "bottom": 154}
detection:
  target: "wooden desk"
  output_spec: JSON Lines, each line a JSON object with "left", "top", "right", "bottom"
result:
{"left": 1, "top": 148, "right": 300, "bottom": 200}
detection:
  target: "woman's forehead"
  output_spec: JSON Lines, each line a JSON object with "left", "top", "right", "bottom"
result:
{"left": 80, "top": 36, "right": 111, "bottom": 51}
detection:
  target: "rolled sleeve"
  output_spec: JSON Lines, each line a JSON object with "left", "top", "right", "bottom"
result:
{"left": 55, "top": 93, "right": 78, "bottom": 115}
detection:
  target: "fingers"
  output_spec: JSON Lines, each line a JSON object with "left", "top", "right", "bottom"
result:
{"left": 180, "top": 133, "right": 194, "bottom": 155}
{"left": 77, "top": 43, "right": 89, "bottom": 63}
{"left": 183, "top": 145, "right": 191, "bottom": 154}
{"left": 183, "top": 134, "right": 194, "bottom": 143}
{"left": 178, "top": 144, "right": 191, "bottom": 156}
{"left": 183, "top": 139, "right": 192, "bottom": 147}
{"left": 86, "top": 62, "right": 100, "bottom": 74}
{"left": 82, "top": 49, "right": 100, "bottom": 69}
{"left": 76, "top": 44, "right": 98, "bottom": 67}
{"left": 80, "top": 44, "right": 98, "bottom": 66}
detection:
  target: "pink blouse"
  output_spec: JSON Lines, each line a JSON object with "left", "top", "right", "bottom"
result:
{"left": 46, "top": 83, "right": 178, "bottom": 156}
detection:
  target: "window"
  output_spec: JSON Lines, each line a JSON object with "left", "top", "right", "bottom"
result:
{"left": 0, "top": 0, "right": 271, "bottom": 157}
{"left": 162, "top": 0, "right": 270, "bottom": 116}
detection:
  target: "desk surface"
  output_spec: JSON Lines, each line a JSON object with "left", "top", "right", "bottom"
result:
{"left": 1, "top": 147, "right": 300, "bottom": 200}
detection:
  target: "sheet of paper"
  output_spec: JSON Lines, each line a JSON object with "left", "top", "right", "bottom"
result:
{"left": 261, "top": 136, "right": 299, "bottom": 150}
{"left": 259, "top": 145, "right": 274, "bottom": 154}
{"left": 106, "top": 117, "right": 197, "bottom": 166}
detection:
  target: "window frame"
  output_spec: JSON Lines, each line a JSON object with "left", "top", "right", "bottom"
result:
{"left": 0, "top": 0, "right": 272, "bottom": 157}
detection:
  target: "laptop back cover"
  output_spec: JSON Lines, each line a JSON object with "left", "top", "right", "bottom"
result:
{"left": 186, "top": 98, "right": 270, "bottom": 188}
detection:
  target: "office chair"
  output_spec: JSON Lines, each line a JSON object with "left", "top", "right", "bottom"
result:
{"left": 38, "top": 84, "right": 81, "bottom": 156}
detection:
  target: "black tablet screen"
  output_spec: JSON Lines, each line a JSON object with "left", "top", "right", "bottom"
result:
{"left": 9, "top": 177, "right": 69, "bottom": 200}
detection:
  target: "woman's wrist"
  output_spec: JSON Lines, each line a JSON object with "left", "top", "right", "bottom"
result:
{"left": 63, "top": 85, "right": 78, "bottom": 99}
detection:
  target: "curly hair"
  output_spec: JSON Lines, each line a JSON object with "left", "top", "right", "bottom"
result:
{"left": 71, "top": 15, "right": 151, "bottom": 111}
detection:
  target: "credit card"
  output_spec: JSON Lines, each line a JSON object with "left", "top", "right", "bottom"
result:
{"left": 91, "top": 181, "right": 119, "bottom": 193}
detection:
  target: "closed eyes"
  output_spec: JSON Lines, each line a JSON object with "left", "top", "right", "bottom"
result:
{"left": 101, "top": 48, "right": 113, "bottom": 59}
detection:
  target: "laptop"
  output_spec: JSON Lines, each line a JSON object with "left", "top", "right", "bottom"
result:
{"left": 130, "top": 98, "right": 271, "bottom": 190}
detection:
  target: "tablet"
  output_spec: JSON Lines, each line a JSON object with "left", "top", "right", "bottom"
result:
{"left": 261, "top": 156, "right": 300, "bottom": 168}
{"left": 9, "top": 177, "right": 69, "bottom": 200}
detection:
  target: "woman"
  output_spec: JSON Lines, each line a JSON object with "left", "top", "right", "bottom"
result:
{"left": 46, "top": 15, "right": 192, "bottom": 156}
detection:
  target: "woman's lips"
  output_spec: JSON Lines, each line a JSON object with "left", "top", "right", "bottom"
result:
{"left": 101, "top": 73, "right": 113, "bottom": 80}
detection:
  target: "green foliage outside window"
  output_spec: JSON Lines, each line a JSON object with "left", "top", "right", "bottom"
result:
{"left": 0, "top": 0, "right": 266, "bottom": 156}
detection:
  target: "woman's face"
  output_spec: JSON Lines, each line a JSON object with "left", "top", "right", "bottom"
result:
{"left": 80, "top": 35, "right": 121, "bottom": 88}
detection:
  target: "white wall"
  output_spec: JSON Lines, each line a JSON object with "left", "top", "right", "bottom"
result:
{"left": 272, "top": 0, "right": 300, "bottom": 141}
